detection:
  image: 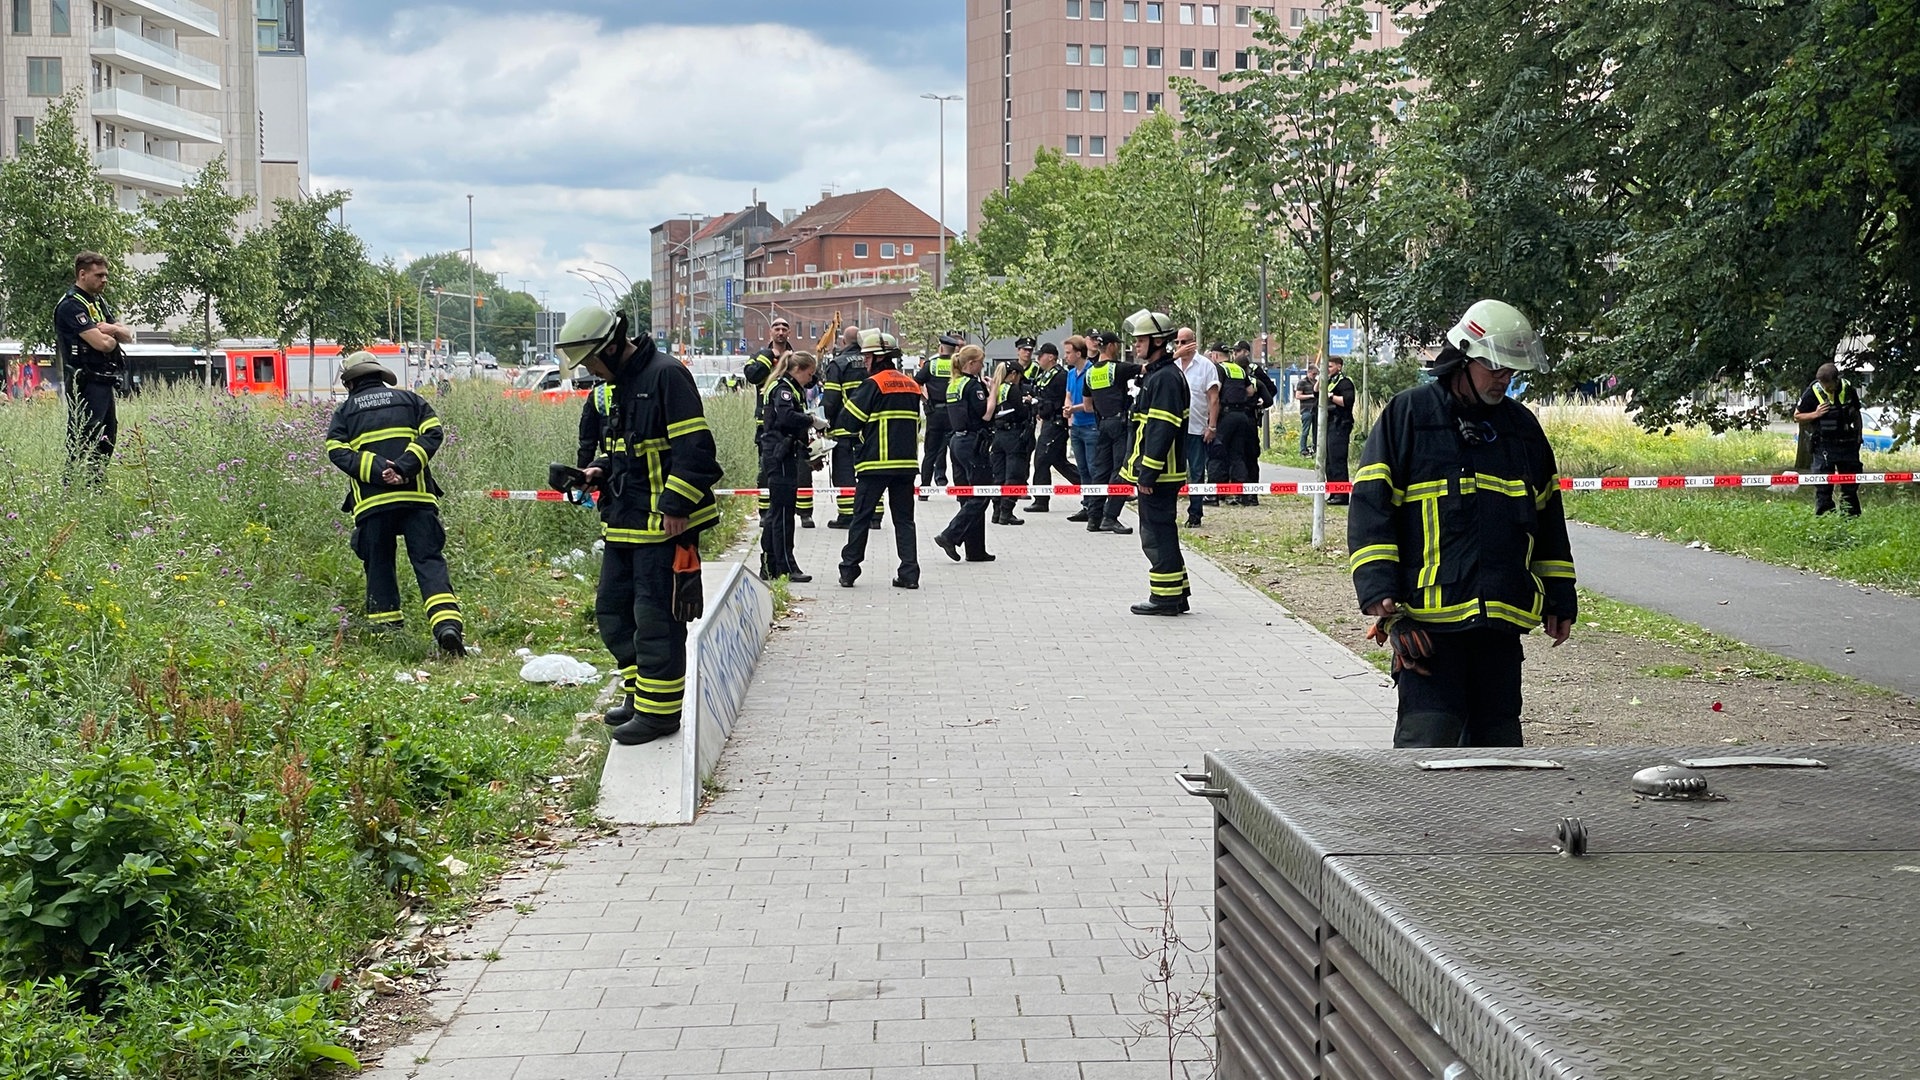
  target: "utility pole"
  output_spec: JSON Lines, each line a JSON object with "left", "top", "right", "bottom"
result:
{"left": 467, "top": 194, "right": 477, "bottom": 361}
{"left": 921, "top": 93, "right": 961, "bottom": 291}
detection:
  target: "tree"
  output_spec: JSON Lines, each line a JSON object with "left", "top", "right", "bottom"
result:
{"left": 1182, "top": 0, "right": 1402, "bottom": 545}
{"left": 970, "top": 148, "right": 1098, "bottom": 277}
{"left": 267, "top": 189, "right": 381, "bottom": 394}
{"left": 0, "top": 91, "right": 137, "bottom": 369}
{"left": 614, "top": 281, "right": 652, "bottom": 337}
{"left": 134, "top": 156, "right": 279, "bottom": 383}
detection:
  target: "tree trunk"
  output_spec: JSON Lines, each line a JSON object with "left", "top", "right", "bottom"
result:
{"left": 1312, "top": 209, "right": 1334, "bottom": 550}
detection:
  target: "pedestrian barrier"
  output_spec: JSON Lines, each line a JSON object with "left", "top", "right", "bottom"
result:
{"left": 483, "top": 470, "right": 1917, "bottom": 503}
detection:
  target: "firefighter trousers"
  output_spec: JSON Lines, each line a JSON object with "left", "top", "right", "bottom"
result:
{"left": 1391, "top": 627, "right": 1524, "bottom": 748}
{"left": 595, "top": 541, "right": 686, "bottom": 734}
{"left": 1137, "top": 485, "right": 1189, "bottom": 607}
{"left": 356, "top": 505, "right": 462, "bottom": 633}
{"left": 839, "top": 473, "right": 919, "bottom": 585}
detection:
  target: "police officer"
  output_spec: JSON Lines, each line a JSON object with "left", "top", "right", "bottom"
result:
{"left": 53, "top": 252, "right": 135, "bottom": 483}
{"left": 988, "top": 352, "right": 1034, "bottom": 526}
{"left": 1212, "top": 343, "right": 1261, "bottom": 504}
{"left": 1120, "top": 311, "right": 1192, "bottom": 615}
{"left": 916, "top": 330, "right": 965, "bottom": 499}
{"left": 821, "top": 327, "right": 874, "bottom": 529}
{"left": 745, "top": 317, "right": 813, "bottom": 528}
{"left": 1237, "top": 341, "right": 1277, "bottom": 500}
{"left": 1348, "top": 299, "right": 1576, "bottom": 748}
{"left": 1323, "top": 354, "right": 1356, "bottom": 505}
{"left": 324, "top": 352, "right": 465, "bottom": 656}
{"left": 1025, "top": 342, "right": 1079, "bottom": 513}
{"left": 934, "top": 345, "right": 996, "bottom": 563}
{"left": 1793, "top": 362, "right": 1865, "bottom": 516}
{"left": 759, "top": 351, "right": 827, "bottom": 582}
{"left": 1085, "top": 329, "right": 1143, "bottom": 533}
{"left": 838, "top": 331, "right": 924, "bottom": 589}
{"left": 557, "top": 306, "right": 723, "bottom": 747}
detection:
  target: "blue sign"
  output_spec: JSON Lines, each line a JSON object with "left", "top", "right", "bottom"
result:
{"left": 724, "top": 278, "right": 736, "bottom": 313}
{"left": 1327, "top": 328, "right": 1356, "bottom": 356}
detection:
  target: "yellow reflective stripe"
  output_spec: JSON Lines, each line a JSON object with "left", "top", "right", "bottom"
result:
{"left": 367, "top": 610, "right": 404, "bottom": 624}
{"left": 855, "top": 460, "right": 916, "bottom": 472}
{"left": 358, "top": 452, "right": 374, "bottom": 483}
{"left": 844, "top": 400, "right": 872, "bottom": 422}
{"left": 1535, "top": 480, "right": 1559, "bottom": 509}
{"left": 1531, "top": 560, "right": 1576, "bottom": 579}
{"left": 873, "top": 410, "right": 920, "bottom": 421}
{"left": 1350, "top": 544, "right": 1400, "bottom": 573}
{"left": 1415, "top": 499, "right": 1442, "bottom": 589}
{"left": 1465, "top": 473, "right": 1530, "bottom": 498}
{"left": 349, "top": 426, "right": 421, "bottom": 449}
{"left": 667, "top": 416, "right": 710, "bottom": 438}
{"left": 1404, "top": 479, "right": 1449, "bottom": 501}
{"left": 1144, "top": 408, "right": 1183, "bottom": 426}
{"left": 354, "top": 491, "right": 435, "bottom": 514}
{"left": 663, "top": 475, "right": 703, "bottom": 502}
{"left": 1405, "top": 597, "right": 1478, "bottom": 623}
{"left": 1354, "top": 462, "right": 1393, "bottom": 484}
{"left": 418, "top": 416, "right": 442, "bottom": 432}
{"left": 428, "top": 609, "right": 463, "bottom": 627}
{"left": 1487, "top": 598, "right": 1544, "bottom": 628}
{"left": 631, "top": 437, "right": 670, "bottom": 453}
{"left": 423, "top": 593, "right": 457, "bottom": 608}
{"left": 1148, "top": 571, "right": 1185, "bottom": 581}
{"left": 406, "top": 443, "right": 429, "bottom": 466}
{"left": 601, "top": 503, "right": 720, "bottom": 543}
{"left": 634, "top": 675, "right": 684, "bottom": 691}
{"left": 325, "top": 439, "right": 352, "bottom": 452}
{"left": 1139, "top": 455, "right": 1167, "bottom": 469}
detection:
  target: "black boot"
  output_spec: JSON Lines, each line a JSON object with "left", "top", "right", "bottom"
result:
{"left": 609, "top": 715, "right": 680, "bottom": 746}
{"left": 602, "top": 693, "right": 636, "bottom": 727}
{"left": 799, "top": 513, "right": 816, "bottom": 529}
{"left": 1026, "top": 497, "right": 1050, "bottom": 513}
{"left": 435, "top": 624, "right": 466, "bottom": 658}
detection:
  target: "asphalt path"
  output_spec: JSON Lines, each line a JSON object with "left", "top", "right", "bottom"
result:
{"left": 1257, "top": 457, "right": 1920, "bottom": 697}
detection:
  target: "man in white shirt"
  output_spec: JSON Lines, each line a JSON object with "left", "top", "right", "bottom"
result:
{"left": 1172, "top": 327, "right": 1219, "bottom": 528}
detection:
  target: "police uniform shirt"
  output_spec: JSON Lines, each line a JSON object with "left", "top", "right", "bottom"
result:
{"left": 948, "top": 372, "right": 990, "bottom": 431}
{"left": 1327, "top": 373, "right": 1356, "bottom": 427}
{"left": 54, "top": 287, "right": 122, "bottom": 374}
{"left": 1030, "top": 365, "right": 1069, "bottom": 421}
{"left": 1085, "top": 360, "right": 1144, "bottom": 419}
{"left": 1797, "top": 381, "right": 1863, "bottom": 447}
{"left": 916, "top": 352, "right": 956, "bottom": 412}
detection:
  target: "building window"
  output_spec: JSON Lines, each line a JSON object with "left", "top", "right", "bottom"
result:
{"left": 1180, "top": 48, "right": 1195, "bottom": 69}
{"left": 1202, "top": 49, "right": 1218, "bottom": 69}
{"left": 903, "top": 243, "right": 914, "bottom": 256}
{"left": 1089, "top": 136, "right": 1107, "bottom": 157}
{"left": 1066, "top": 89, "right": 1082, "bottom": 110}
{"left": 881, "top": 243, "right": 897, "bottom": 259}
{"left": 51, "top": 0, "right": 70, "bottom": 33}
{"left": 1235, "top": 49, "right": 1250, "bottom": 69}
{"left": 1366, "top": 9, "right": 1380, "bottom": 34}
{"left": 1123, "top": 90, "right": 1140, "bottom": 111}
{"left": 1066, "top": 43, "right": 1082, "bottom": 64}
{"left": 13, "top": 116, "right": 33, "bottom": 150}
{"left": 1088, "top": 44, "right": 1106, "bottom": 65}
{"left": 1066, "top": 135, "right": 1083, "bottom": 156}
{"left": 10, "top": 0, "right": 29, "bottom": 33}
{"left": 27, "top": 57, "right": 60, "bottom": 95}
{"left": 853, "top": 242, "right": 869, "bottom": 259}
{"left": 1089, "top": 90, "right": 1106, "bottom": 111}
{"left": 1146, "top": 2, "right": 1163, "bottom": 21}
{"left": 1146, "top": 46, "right": 1163, "bottom": 67}
{"left": 1147, "top": 91, "right": 1164, "bottom": 111}
{"left": 1203, "top": 3, "right": 1219, "bottom": 24}
{"left": 1235, "top": 4, "right": 1252, "bottom": 24}
{"left": 1123, "top": 0, "right": 1138, "bottom": 19}
{"left": 1180, "top": 3, "right": 1195, "bottom": 23}
{"left": 1089, "top": 0, "right": 1106, "bottom": 16}
{"left": 1067, "top": 0, "right": 1080, "bottom": 16}
{"left": 1290, "top": 7, "right": 1326, "bottom": 27}
{"left": 1123, "top": 45, "right": 1139, "bottom": 66}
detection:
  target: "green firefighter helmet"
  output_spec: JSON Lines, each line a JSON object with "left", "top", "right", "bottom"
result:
{"left": 555, "top": 305, "right": 626, "bottom": 369}
{"left": 1446, "top": 299, "right": 1549, "bottom": 373}
{"left": 1125, "top": 309, "right": 1176, "bottom": 339}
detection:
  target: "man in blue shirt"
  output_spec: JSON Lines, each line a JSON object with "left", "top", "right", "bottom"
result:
{"left": 1062, "top": 334, "right": 1101, "bottom": 523}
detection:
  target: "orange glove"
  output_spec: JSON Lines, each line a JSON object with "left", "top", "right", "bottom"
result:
{"left": 1367, "top": 616, "right": 1434, "bottom": 676}
{"left": 671, "top": 541, "right": 703, "bottom": 622}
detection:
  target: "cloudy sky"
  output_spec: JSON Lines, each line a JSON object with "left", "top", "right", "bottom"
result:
{"left": 309, "top": 1, "right": 966, "bottom": 315}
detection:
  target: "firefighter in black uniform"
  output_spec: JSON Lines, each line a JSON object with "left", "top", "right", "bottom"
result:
{"left": 1348, "top": 299, "right": 1576, "bottom": 748}
{"left": 325, "top": 352, "right": 465, "bottom": 656}
{"left": 838, "top": 331, "right": 924, "bottom": 588}
{"left": 1237, "top": 341, "right": 1277, "bottom": 502}
{"left": 821, "top": 328, "right": 874, "bottom": 529}
{"left": 759, "top": 351, "right": 826, "bottom": 582}
{"left": 934, "top": 345, "right": 996, "bottom": 563}
{"left": 1324, "top": 354, "right": 1357, "bottom": 505}
{"left": 988, "top": 354, "right": 1034, "bottom": 526}
{"left": 52, "top": 252, "right": 135, "bottom": 483}
{"left": 1085, "top": 331, "right": 1143, "bottom": 533}
{"left": 916, "top": 331, "right": 964, "bottom": 499}
{"left": 1119, "top": 311, "right": 1192, "bottom": 615}
{"left": 745, "top": 317, "right": 812, "bottom": 528}
{"left": 557, "top": 307, "right": 723, "bottom": 747}
{"left": 1793, "top": 362, "right": 1865, "bottom": 516}
{"left": 1211, "top": 347, "right": 1261, "bottom": 503}
{"left": 1025, "top": 342, "right": 1079, "bottom": 513}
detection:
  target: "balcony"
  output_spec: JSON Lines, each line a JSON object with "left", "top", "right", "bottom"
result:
{"left": 115, "top": 0, "right": 220, "bottom": 37}
{"left": 90, "top": 88, "right": 220, "bottom": 144}
{"left": 91, "top": 27, "right": 221, "bottom": 91}
{"left": 96, "top": 145, "right": 198, "bottom": 193}
{"left": 745, "top": 265, "right": 923, "bottom": 296}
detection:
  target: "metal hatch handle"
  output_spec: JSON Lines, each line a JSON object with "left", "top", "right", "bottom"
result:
{"left": 1417, "top": 758, "right": 1564, "bottom": 771}
{"left": 1676, "top": 756, "right": 1827, "bottom": 769}
{"left": 1176, "top": 771, "right": 1227, "bottom": 799}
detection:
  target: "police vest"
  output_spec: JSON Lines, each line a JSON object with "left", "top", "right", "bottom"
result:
{"left": 1811, "top": 381, "right": 1862, "bottom": 443}
{"left": 1218, "top": 362, "right": 1251, "bottom": 408}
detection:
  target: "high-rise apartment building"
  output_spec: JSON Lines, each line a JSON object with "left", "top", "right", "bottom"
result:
{"left": 1, "top": 0, "right": 310, "bottom": 223}
{"left": 965, "top": 0, "right": 1408, "bottom": 232}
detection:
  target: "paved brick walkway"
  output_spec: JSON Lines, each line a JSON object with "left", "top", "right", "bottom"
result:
{"left": 368, "top": 494, "right": 1394, "bottom": 1079}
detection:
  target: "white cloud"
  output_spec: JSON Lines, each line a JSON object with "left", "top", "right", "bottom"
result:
{"left": 311, "top": 13, "right": 966, "bottom": 318}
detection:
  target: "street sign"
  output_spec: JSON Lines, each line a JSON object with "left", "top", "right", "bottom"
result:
{"left": 724, "top": 279, "right": 736, "bottom": 314}
{"left": 1327, "top": 328, "right": 1356, "bottom": 356}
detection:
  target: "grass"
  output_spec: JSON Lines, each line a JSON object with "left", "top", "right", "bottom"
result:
{"left": 0, "top": 380, "right": 754, "bottom": 1077}
{"left": 1576, "top": 591, "right": 1884, "bottom": 690}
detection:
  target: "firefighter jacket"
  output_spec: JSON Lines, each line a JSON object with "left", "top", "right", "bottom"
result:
{"left": 584, "top": 336, "right": 724, "bottom": 545}
{"left": 744, "top": 349, "right": 776, "bottom": 428}
{"left": 1348, "top": 379, "right": 1577, "bottom": 633}
{"left": 326, "top": 382, "right": 446, "bottom": 521}
{"left": 947, "top": 371, "right": 990, "bottom": 432}
{"left": 1119, "top": 354, "right": 1188, "bottom": 487}
{"left": 915, "top": 353, "right": 956, "bottom": 421}
{"left": 821, "top": 347, "right": 866, "bottom": 438}
{"left": 1085, "top": 359, "right": 1143, "bottom": 420}
{"left": 578, "top": 381, "right": 618, "bottom": 468}
{"left": 843, "top": 365, "right": 925, "bottom": 474}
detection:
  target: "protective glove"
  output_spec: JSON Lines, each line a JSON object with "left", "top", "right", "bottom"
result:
{"left": 811, "top": 415, "right": 830, "bottom": 432}
{"left": 670, "top": 540, "right": 704, "bottom": 623}
{"left": 1367, "top": 616, "right": 1434, "bottom": 676}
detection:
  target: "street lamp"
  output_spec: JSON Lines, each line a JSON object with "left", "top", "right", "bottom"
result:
{"left": 467, "top": 194, "right": 478, "bottom": 362}
{"left": 594, "top": 262, "right": 638, "bottom": 329}
{"left": 921, "top": 92, "right": 961, "bottom": 291}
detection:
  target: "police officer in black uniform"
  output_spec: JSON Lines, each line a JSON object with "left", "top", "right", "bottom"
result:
{"left": 916, "top": 330, "right": 965, "bottom": 499}
{"left": 1324, "top": 355, "right": 1357, "bottom": 505}
{"left": 557, "top": 307, "right": 723, "bottom": 746}
{"left": 1120, "top": 311, "right": 1192, "bottom": 615}
{"left": 1793, "top": 362, "right": 1866, "bottom": 516}
{"left": 988, "top": 353, "right": 1034, "bottom": 526}
{"left": 1238, "top": 342, "right": 1278, "bottom": 501}
{"left": 759, "top": 351, "right": 826, "bottom": 582}
{"left": 53, "top": 252, "right": 135, "bottom": 483}
{"left": 838, "top": 331, "right": 924, "bottom": 589}
{"left": 934, "top": 345, "right": 996, "bottom": 563}
{"left": 1025, "top": 342, "right": 1079, "bottom": 513}
{"left": 745, "top": 317, "right": 813, "bottom": 528}
{"left": 1212, "top": 345, "right": 1261, "bottom": 503}
{"left": 1085, "top": 330, "right": 1143, "bottom": 533}
{"left": 325, "top": 352, "right": 466, "bottom": 655}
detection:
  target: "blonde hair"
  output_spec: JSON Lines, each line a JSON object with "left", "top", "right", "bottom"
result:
{"left": 954, "top": 344, "right": 985, "bottom": 369}
{"left": 1064, "top": 335, "right": 1088, "bottom": 358}
{"left": 768, "top": 350, "right": 817, "bottom": 386}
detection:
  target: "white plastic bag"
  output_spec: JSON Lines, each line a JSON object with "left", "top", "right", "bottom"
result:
{"left": 517, "top": 654, "right": 599, "bottom": 685}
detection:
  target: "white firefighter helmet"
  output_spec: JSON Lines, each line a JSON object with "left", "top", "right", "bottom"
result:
{"left": 1446, "top": 299, "right": 1549, "bottom": 373}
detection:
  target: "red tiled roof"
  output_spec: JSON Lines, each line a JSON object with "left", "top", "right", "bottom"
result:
{"left": 751, "top": 189, "right": 950, "bottom": 260}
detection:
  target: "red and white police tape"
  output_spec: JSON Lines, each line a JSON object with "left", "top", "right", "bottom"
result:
{"left": 484, "top": 471, "right": 1917, "bottom": 503}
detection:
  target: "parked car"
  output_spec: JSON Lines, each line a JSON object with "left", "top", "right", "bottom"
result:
{"left": 1859, "top": 406, "right": 1916, "bottom": 453}
{"left": 504, "top": 364, "right": 595, "bottom": 403}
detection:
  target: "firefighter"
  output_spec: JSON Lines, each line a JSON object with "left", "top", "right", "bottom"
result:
{"left": 53, "top": 252, "right": 134, "bottom": 483}
{"left": 934, "top": 345, "right": 996, "bottom": 563}
{"left": 557, "top": 306, "right": 723, "bottom": 746}
{"left": 324, "top": 352, "right": 465, "bottom": 656}
{"left": 821, "top": 327, "right": 874, "bottom": 529}
{"left": 916, "top": 330, "right": 964, "bottom": 499}
{"left": 987, "top": 353, "right": 1034, "bottom": 525}
{"left": 838, "top": 331, "right": 924, "bottom": 588}
{"left": 1119, "top": 310, "right": 1192, "bottom": 615}
{"left": 1026, "top": 342, "right": 1078, "bottom": 512}
{"left": 759, "top": 351, "right": 826, "bottom": 582}
{"left": 1085, "top": 330, "right": 1144, "bottom": 533}
{"left": 745, "top": 317, "right": 812, "bottom": 528}
{"left": 1793, "top": 362, "right": 1865, "bottom": 516}
{"left": 1348, "top": 299, "right": 1576, "bottom": 748}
